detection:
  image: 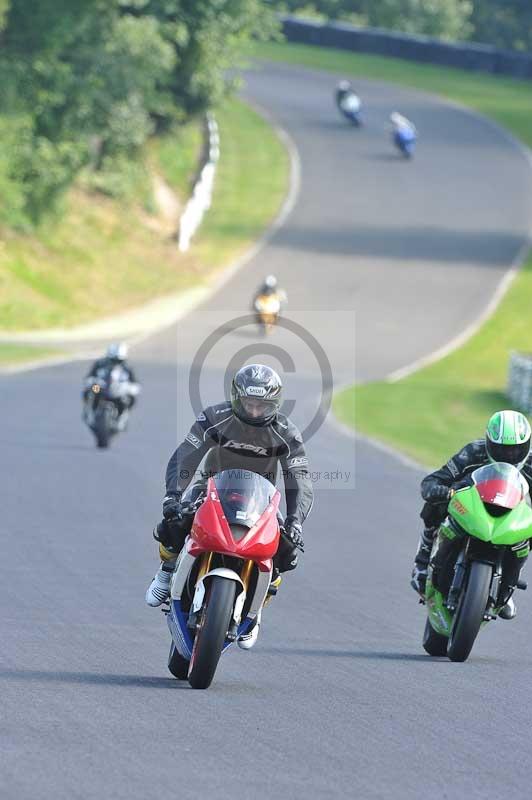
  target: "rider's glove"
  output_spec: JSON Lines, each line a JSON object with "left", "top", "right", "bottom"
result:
{"left": 425, "top": 484, "right": 453, "bottom": 504}
{"left": 283, "top": 518, "right": 305, "bottom": 552}
{"left": 162, "top": 492, "right": 182, "bottom": 522}
{"left": 452, "top": 478, "right": 471, "bottom": 492}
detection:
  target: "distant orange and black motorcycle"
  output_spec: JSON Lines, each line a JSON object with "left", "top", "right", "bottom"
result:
{"left": 254, "top": 293, "right": 281, "bottom": 335}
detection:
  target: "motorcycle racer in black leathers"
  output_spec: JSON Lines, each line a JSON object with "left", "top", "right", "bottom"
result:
{"left": 411, "top": 410, "right": 532, "bottom": 620}
{"left": 145, "top": 364, "right": 313, "bottom": 647}
{"left": 82, "top": 342, "right": 140, "bottom": 423}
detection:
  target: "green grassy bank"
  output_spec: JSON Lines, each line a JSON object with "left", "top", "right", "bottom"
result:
{"left": 0, "top": 97, "right": 288, "bottom": 364}
{"left": 0, "top": 344, "right": 62, "bottom": 366}
{"left": 335, "top": 256, "right": 532, "bottom": 467}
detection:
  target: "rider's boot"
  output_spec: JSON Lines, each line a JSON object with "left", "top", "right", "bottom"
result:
{"left": 499, "top": 596, "right": 516, "bottom": 620}
{"left": 411, "top": 527, "right": 437, "bottom": 596}
{"left": 498, "top": 548, "right": 529, "bottom": 620}
{"left": 146, "top": 562, "right": 175, "bottom": 607}
{"left": 237, "top": 609, "right": 262, "bottom": 650}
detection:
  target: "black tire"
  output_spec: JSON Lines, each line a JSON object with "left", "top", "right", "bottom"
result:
{"left": 422, "top": 618, "right": 448, "bottom": 657}
{"left": 188, "top": 577, "right": 236, "bottom": 690}
{"left": 95, "top": 404, "right": 113, "bottom": 448}
{"left": 167, "top": 642, "right": 189, "bottom": 680}
{"left": 447, "top": 561, "right": 492, "bottom": 662}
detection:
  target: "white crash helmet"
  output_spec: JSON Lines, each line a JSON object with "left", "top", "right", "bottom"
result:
{"left": 106, "top": 342, "right": 128, "bottom": 362}
{"left": 337, "top": 80, "right": 351, "bottom": 92}
{"left": 264, "top": 275, "right": 278, "bottom": 290}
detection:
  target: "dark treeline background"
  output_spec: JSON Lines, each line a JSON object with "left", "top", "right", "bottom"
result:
{"left": 278, "top": 1, "right": 532, "bottom": 52}
{"left": 0, "top": 0, "right": 276, "bottom": 227}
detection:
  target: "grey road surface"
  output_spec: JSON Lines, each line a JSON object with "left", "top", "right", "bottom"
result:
{"left": 2, "top": 62, "right": 532, "bottom": 800}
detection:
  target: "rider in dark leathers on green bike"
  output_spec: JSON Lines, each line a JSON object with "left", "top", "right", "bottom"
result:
{"left": 411, "top": 410, "right": 532, "bottom": 619}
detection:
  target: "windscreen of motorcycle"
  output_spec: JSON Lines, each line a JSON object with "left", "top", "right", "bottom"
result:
{"left": 213, "top": 469, "right": 276, "bottom": 529}
{"left": 472, "top": 462, "right": 523, "bottom": 509}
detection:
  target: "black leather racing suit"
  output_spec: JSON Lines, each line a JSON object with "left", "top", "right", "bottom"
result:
{"left": 162, "top": 402, "right": 314, "bottom": 568}
{"left": 83, "top": 359, "right": 139, "bottom": 413}
{"left": 85, "top": 358, "right": 137, "bottom": 385}
{"left": 420, "top": 439, "right": 532, "bottom": 591}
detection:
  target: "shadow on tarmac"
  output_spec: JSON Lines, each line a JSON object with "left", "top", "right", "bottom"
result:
{"left": 0, "top": 669, "right": 185, "bottom": 689}
{"left": 261, "top": 646, "right": 507, "bottom": 665}
{"left": 260, "top": 646, "right": 431, "bottom": 662}
{"left": 273, "top": 224, "right": 524, "bottom": 264}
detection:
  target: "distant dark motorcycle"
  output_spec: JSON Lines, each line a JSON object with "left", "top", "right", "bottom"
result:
{"left": 83, "top": 367, "right": 131, "bottom": 448}
{"left": 336, "top": 92, "right": 362, "bottom": 127}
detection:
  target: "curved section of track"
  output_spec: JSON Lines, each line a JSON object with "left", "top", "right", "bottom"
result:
{"left": 1, "top": 62, "right": 531, "bottom": 800}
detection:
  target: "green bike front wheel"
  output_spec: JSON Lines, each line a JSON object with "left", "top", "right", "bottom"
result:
{"left": 447, "top": 561, "right": 492, "bottom": 663}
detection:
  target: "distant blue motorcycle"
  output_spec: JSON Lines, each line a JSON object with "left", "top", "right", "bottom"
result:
{"left": 390, "top": 112, "right": 417, "bottom": 159}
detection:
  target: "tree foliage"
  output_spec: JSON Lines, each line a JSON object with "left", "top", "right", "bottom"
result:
{"left": 0, "top": 0, "right": 276, "bottom": 226}
{"left": 470, "top": 1, "right": 532, "bottom": 52}
{"left": 279, "top": 0, "right": 532, "bottom": 50}
{"left": 360, "top": 0, "right": 472, "bottom": 40}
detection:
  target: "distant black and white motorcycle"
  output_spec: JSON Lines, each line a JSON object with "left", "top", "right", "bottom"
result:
{"left": 83, "top": 363, "right": 140, "bottom": 448}
{"left": 335, "top": 80, "right": 362, "bottom": 127}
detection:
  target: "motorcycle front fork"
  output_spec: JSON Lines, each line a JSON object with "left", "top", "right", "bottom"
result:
{"left": 444, "top": 544, "right": 504, "bottom": 621}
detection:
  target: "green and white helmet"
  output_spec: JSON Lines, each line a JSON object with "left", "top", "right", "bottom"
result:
{"left": 486, "top": 410, "right": 532, "bottom": 468}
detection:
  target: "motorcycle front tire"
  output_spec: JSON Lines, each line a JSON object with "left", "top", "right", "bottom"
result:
{"left": 447, "top": 561, "right": 491, "bottom": 662}
{"left": 188, "top": 577, "right": 236, "bottom": 690}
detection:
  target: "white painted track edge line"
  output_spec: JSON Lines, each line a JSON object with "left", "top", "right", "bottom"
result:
{"left": 383, "top": 96, "right": 532, "bottom": 383}
{"left": 387, "top": 244, "right": 526, "bottom": 382}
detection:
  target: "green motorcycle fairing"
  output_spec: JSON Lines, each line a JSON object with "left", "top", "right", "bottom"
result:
{"left": 447, "top": 487, "right": 532, "bottom": 546}
{"left": 425, "top": 576, "right": 453, "bottom": 635}
{"left": 425, "top": 466, "right": 532, "bottom": 638}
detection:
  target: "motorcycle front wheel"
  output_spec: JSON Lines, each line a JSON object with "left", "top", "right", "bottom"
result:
{"left": 447, "top": 561, "right": 491, "bottom": 662}
{"left": 188, "top": 577, "right": 236, "bottom": 689}
{"left": 94, "top": 404, "right": 112, "bottom": 449}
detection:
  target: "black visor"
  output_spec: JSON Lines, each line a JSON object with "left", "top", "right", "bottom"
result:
{"left": 235, "top": 397, "right": 277, "bottom": 426}
{"left": 486, "top": 439, "right": 530, "bottom": 466}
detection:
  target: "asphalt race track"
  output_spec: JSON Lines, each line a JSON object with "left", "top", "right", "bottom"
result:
{"left": 2, "top": 62, "right": 532, "bottom": 800}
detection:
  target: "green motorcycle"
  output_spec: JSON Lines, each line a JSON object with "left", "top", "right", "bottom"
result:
{"left": 423, "top": 462, "right": 531, "bottom": 662}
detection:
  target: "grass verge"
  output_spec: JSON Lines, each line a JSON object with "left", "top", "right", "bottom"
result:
{"left": 150, "top": 120, "right": 204, "bottom": 197}
{"left": 194, "top": 98, "right": 289, "bottom": 269}
{"left": 0, "top": 344, "right": 63, "bottom": 368}
{"left": 257, "top": 40, "right": 532, "bottom": 467}
{"left": 0, "top": 97, "right": 288, "bottom": 334}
